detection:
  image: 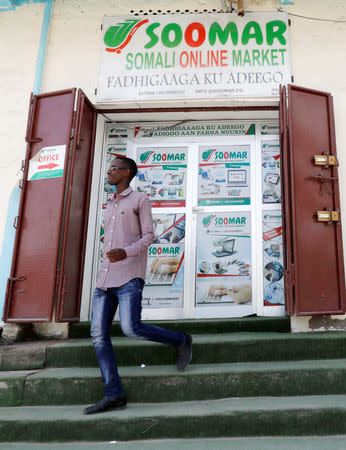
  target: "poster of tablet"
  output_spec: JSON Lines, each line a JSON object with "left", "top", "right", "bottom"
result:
{"left": 198, "top": 145, "right": 251, "bottom": 206}
{"left": 196, "top": 212, "right": 252, "bottom": 314}
{"left": 262, "top": 140, "right": 281, "bottom": 204}
{"left": 136, "top": 146, "right": 187, "bottom": 207}
{"left": 142, "top": 213, "right": 185, "bottom": 308}
{"left": 263, "top": 211, "right": 285, "bottom": 306}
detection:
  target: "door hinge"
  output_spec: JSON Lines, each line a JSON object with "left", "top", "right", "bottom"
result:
{"left": 55, "top": 269, "right": 61, "bottom": 291}
{"left": 8, "top": 276, "right": 27, "bottom": 282}
{"left": 60, "top": 275, "right": 67, "bottom": 304}
{"left": 290, "top": 264, "right": 295, "bottom": 286}
{"left": 72, "top": 111, "right": 77, "bottom": 130}
{"left": 13, "top": 216, "right": 20, "bottom": 229}
{"left": 26, "top": 137, "right": 42, "bottom": 143}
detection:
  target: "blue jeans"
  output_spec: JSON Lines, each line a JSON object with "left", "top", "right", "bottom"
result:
{"left": 91, "top": 278, "right": 185, "bottom": 398}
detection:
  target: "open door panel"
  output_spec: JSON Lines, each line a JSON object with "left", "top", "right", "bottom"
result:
{"left": 4, "top": 89, "right": 76, "bottom": 321}
{"left": 282, "top": 84, "right": 346, "bottom": 315}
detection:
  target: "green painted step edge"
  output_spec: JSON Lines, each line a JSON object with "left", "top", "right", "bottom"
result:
{"left": 0, "top": 360, "right": 345, "bottom": 406}
{"left": 69, "top": 317, "right": 290, "bottom": 339}
{"left": 3, "top": 436, "right": 346, "bottom": 450}
{"left": 1, "top": 396, "right": 346, "bottom": 442}
{"left": 45, "top": 332, "right": 346, "bottom": 368}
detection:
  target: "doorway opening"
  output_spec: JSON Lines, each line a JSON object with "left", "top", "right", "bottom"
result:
{"left": 81, "top": 115, "right": 285, "bottom": 321}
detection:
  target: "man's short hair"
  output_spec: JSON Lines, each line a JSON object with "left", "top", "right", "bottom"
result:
{"left": 115, "top": 157, "right": 137, "bottom": 180}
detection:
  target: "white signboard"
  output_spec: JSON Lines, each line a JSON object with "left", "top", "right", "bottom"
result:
{"left": 28, "top": 145, "right": 66, "bottom": 180}
{"left": 134, "top": 122, "right": 255, "bottom": 138}
{"left": 97, "top": 12, "right": 290, "bottom": 102}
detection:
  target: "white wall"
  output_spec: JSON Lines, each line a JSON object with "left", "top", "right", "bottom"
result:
{"left": 0, "top": 3, "right": 44, "bottom": 246}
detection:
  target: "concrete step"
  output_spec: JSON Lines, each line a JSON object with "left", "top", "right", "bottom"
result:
{"left": 3, "top": 436, "right": 346, "bottom": 449}
{"left": 2, "top": 331, "right": 346, "bottom": 372}
{"left": 44, "top": 332, "right": 346, "bottom": 368}
{"left": 69, "top": 317, "right": 290, "bottom": 338}
{"left": 1, "top": 395, "right": 346, "bottom": 442}
{"left": 2, "top": 359, "right": 346, "bottom": 406}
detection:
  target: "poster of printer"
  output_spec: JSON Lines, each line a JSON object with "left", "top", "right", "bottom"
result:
{"left": 198, "top": 145, "right": 251, "bottom": 206}
{"left": 263, "top": 211, "right": 285, "bottom": 306}
{"left": 196, "top": 212, "right": 252, "bottom": 307}
{"left": 136, "top": 146, "right": 187, "bottom": 208}
{"left": 142, "top": 213, "right": 185, "bottom": 309}
{"left": 262, "top": 140, "right": 281, "bottom": 204}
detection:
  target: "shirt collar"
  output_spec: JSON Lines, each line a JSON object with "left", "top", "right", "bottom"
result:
{"left": 113, "top": 186, "right": 133, "bottom": 200}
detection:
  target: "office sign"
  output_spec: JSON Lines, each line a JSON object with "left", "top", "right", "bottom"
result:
{"left": 28, "top": 145, "right": 66, "bottom": 180}
{"left": 97, "top": 12, "right": 290, "bottom": 102}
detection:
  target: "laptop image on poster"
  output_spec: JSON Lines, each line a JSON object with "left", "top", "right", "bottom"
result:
{"left": 212, "top": 237, "right": 235, "bottom": 257}
{"left": 227, "top": 169, "right": 247, "bottom": 186}
{"left": 264, "top": 172, "right": 280, "bottom": 185}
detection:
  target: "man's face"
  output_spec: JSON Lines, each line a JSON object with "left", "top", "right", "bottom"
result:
{"left": 107, "top": 159, "right": 129, "bottom": 186}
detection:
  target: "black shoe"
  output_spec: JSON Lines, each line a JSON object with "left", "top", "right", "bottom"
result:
{"left": 177, "top": 333, "right": 192, "bottom": 371}
{"left": 83, "top": 396, "right": 127, "bottom": 415}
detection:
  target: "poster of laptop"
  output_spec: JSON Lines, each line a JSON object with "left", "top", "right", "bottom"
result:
{"left": 198, "top": 145, "right": 251, "bottom": 206}
{"left": 142, "top": 213, "right": 185, "bottom": 309}
{"left": 262, "top": 211, "right": 285, "bottom": 306}
{"left": 136, "top": 146, "right": 188, "bottom": 208}
{"left": 196, "top": 212, "right": 252, "bottom": 314}
{"left": 262, "top": 140, "right": 281, "bottom": 204}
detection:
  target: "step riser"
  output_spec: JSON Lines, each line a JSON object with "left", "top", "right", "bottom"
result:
{"left": 45, "top": 339, "right": 346, "bottom": 368}
{"left": 69, "top": 318, "right": 290, "bottom": 338}
{"left": 1, "top": 409, "right": 346, "bottom": 442}
{"left": 2, "top": 368, "right": 346, "bottom": 406}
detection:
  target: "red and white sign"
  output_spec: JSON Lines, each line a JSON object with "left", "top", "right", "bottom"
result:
{"left": 28, "top": 145, "right": 66, "bottom": 180}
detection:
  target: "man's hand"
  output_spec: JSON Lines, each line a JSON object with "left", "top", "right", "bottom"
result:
{"left": 106, "top": 248, "right": 127, "bottom": 263}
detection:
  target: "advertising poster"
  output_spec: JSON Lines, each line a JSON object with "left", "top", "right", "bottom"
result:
{"left": 263, "top": 211, "right": 285, "bottom": 306}
{"left": 98, "top": 13, "right": 291, "bottom": 102}
{"left": 198, "top": 145, "right": 251, "bottom": 206}
{"left": 136, "top": 146, "right": 187, "bottom": 207}
{"left": 143, "top": 213, "right": 185, "bottom": 308}
{"left": 262, "top": 140, "right": 281, "bottom": 204}
{"left": 196, "top": 212, "right": 252, "bottom": 310}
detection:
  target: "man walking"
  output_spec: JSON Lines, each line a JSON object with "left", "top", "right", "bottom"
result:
{"left": 83, "top": 157, "right": 192, "bottom": 415}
